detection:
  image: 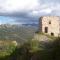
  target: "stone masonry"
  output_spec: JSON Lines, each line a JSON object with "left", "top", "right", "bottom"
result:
{"left": 39, "top": 16, "right": 60, "bottom": 37}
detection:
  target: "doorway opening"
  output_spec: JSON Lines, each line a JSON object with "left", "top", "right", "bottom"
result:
{"left": 45, "top": 27, "right": 48, "bottom": 33}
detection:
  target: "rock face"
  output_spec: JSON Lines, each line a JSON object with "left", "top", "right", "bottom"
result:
{"left": 33, "top": 34, "right": 51, "bottom": 42}
{"left": 39, "top": 16, "right": 60, "bottom": 37}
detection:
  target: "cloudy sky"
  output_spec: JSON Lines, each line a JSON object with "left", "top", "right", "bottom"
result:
{"left": 0, "top": 0, "right": 60, "bottom": 24}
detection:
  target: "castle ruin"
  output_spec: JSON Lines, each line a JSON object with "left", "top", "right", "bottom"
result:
{"left": 39, "top": 16, "right": 60, "bottom": 37}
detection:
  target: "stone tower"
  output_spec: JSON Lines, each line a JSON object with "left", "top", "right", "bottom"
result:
{"left": 39, "top": 16, "right": 60, "bottom": 37}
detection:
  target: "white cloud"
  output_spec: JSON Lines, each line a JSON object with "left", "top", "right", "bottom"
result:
{"left": 0, "top": 0, "right": 60, "bottom": 24}
{"left": 40, "top": 8, "right": 52, "bottom": 14}
{"left": 0, "top": 0, "right": 60, "bottom": 17}
{"left": 0, "top": 0, "right": 39, "bottom": 12}
{"left": 32, "top": 8, "right": 52, "bottom": 14}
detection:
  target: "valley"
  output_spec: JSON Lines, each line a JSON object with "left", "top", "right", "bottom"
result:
{"left": 0, "top": 24, "right": 59, "bottom": 60}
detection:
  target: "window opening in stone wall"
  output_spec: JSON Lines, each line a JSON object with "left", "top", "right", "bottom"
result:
{"left": 51, "top": 32, "right": 54, "bottom": 36}
{"left": 49, "top": 21, "right": 51, "bottom": 24}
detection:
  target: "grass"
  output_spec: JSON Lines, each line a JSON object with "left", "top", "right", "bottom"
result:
{"left": 45, "top": 34, "right": 57, "bottom": 40}
{"left": 0, "top": 40, "right": 17, "bottom": 58}
{"left": 35, "top": 31, "right": 57, "bottom": 40}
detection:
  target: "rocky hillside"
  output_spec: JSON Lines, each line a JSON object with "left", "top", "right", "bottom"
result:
{"left": 34, "top": 34, "right": 52, "bottom": 42}
{"left": 0, "top": 24, "right": 37, "bottom": 45}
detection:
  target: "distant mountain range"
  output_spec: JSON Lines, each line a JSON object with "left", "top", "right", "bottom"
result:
{"left": 22, "top": 23, "right": 38, "bottom": 27}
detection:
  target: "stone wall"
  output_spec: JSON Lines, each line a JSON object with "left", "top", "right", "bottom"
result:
{"left": 39, "top": 16, "right": 60, "bottom": 37}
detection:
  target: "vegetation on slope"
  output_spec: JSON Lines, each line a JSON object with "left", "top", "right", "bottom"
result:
{"left": 0, "top": 24, "right": 60, "bottom": 60}
{"left": 0, "top": 37, "right": 59, "bottom": 60}
{"left": 10, "top": 37, "right": 60, "bottom": 60}
{"left": 0, "top": 40, "right": 17, "bottom": 59}
{"left": 0, "top": 24, "right": 37, "bottom": 44}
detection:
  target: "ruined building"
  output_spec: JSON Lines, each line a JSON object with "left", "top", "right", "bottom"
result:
{"left": 39, "top": 16, "right": 60, "bottom": 37}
